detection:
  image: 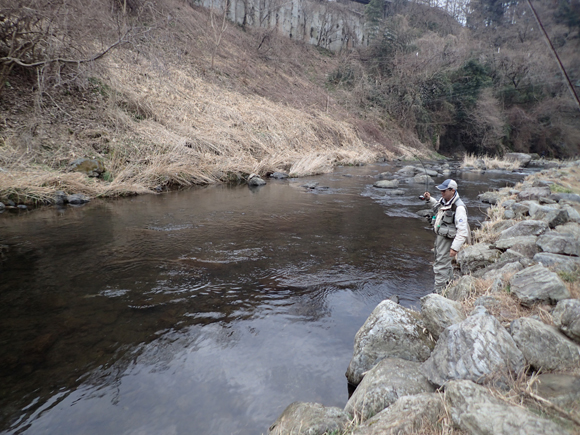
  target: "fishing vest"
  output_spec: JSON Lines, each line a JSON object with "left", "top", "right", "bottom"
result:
{"left": 432, "top": 196, "right": 466, "bottom": 239}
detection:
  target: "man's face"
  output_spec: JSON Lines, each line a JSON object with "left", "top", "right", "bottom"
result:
{"left": 441, "top": 188, "right": 456, "bottom": 202}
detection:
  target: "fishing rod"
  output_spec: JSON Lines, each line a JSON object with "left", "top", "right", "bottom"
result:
{"left": 417, "top": 156, "right": 430, "bottom": 200}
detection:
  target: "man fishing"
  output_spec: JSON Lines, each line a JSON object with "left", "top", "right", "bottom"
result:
{"left": 423, "top": 179, "right": 469, "bottom": 293}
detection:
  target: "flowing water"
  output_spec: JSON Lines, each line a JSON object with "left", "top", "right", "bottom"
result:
{"left": 0, "top": 163, "right": 528, "bottom": 435}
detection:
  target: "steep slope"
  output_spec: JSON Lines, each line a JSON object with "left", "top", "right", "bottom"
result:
{"left": 0, "top": 0, "right": 429, "bottom": 203}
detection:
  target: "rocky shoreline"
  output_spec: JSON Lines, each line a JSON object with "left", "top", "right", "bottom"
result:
{"left": 268, "top": 158, "right": 580, "bottom": 435}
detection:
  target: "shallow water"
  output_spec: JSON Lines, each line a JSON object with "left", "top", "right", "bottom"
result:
{"left": 0, "top": 163, "right": 528, "bottom": 435}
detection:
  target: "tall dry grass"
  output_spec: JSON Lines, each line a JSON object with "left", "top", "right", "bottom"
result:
{"left": 0, "top": 0, "right": 435, "bottom": 203}
{"left": 461, "top": 153, "right": 522, "bottom": 170}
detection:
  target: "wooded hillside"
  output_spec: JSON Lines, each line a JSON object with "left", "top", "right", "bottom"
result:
{"left": 0, "top": 0, "right": 579, "bottom": 201}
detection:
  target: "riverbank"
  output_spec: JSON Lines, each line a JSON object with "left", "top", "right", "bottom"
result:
{"left": 268, "top": 159, "right": 580, "bottom": 435}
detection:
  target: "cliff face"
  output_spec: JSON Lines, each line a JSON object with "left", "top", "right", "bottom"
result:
{"left": 197, "top": 0, "right": 368, "bottom": 51}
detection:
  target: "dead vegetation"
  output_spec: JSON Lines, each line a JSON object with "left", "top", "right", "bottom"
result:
{"left": 0, "top": 0, "right": 434, "bottom": 204}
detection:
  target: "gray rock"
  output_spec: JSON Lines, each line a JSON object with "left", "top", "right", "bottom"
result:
{"left": 537, "top": 232, "right": 580, "bottom": 256}
{"left": 474, "top": 295, "right": 502, "bottom": 310}
{"left": 510, "top": 317, "right": 580, "bottom": 371}
{"left": 503, "top": 209, "right": 516, "bottom": 219}
{"left": 532, "top": 373, "right": 580, "bottom": 409}
{"left": 412, "top": 174, "right": 434, "bottom": 184}
{"left": 345, "top": 300, "right": 434, "bottom": 386}
{"left": 505, "top": 152, "right": 533, "bottom": 167}
{"left": 517, "top": 187, "right": 552, "bottom": 201}
{"left": 534, "top": 252, "right": 580, "bottom": 273}
{"left": 552, "top": 193, "right": 580, "bottom": 203}
{"left": 498, "top": 220, "right": 549, "bottom": 240}
{"left": 70, "top": 158, "right": 105, "bottom": 177}
{"left": 495, "top": 236, "right": 538, "bottom": 251}
{"left": 55, "top": 190, "right": 68, "bottom": 205}
{"left": 509, "top": 264, "right": 570, "bottom": 306}
{"left": 350, "top": 393, "right": 443, "bottom": 435}
{"left": 561, "top": 204, "right": 580, "bottom": 222}
{"left": 344, "top": 358, "right": 435, "bottom": 420}
{"left": 420, "top": 294, "right": 465, "bottom": 340}
{"left": 552, "top": 299, "right": 580, "bottom": 344}
{"left": 0, "top": 202, "right": 4, "bottom": 211}
{"left": 511, "top": 202, "right": 530, "bottom": 217}
{"left": 268, "top": 402, "right": 349, "bottom": 435}
{"left": 374, "top": 180, "right": 399, "bottom": 188}
{"left": 484, "top": 219, "right": 518, "bottom": 234}
{"left": 536, "top": 208, "right": 570, "bottom": 228}
{"left": 302, "top": 182, "right": 319, "bottom": 189}
{"left": 456, "top": 243, "right": 502, "bottom": 274}
{"left": 396, "top": 166, "right": 417, "bottom": 177}
{"left": 67, "top": 194, "right": 90, "bottom": 205}
{"left": 555, "top": 222, "right": 580, "bottom": 238}
{"left": 480, "top": 262, "right": 525, "bottom": 292}
{"left": 388, "top": 189, "right": 405, "bottom": 196}
{"left": 444, "top": 275, "right": 476, "bottom": 301}
{"left": 445, "top": 380, "right": 572, "bottom": 435}
{"left": 248, "top": 173, "right": 266, "bottom": 186}
{"left": 270, "top": 171, "right": 289, "bottom": 179}
{"left": 478, "top": 191, "right": 505, "bottom": 205}
{"left": 421, "top": 307, "right": 525, "bottom": 387}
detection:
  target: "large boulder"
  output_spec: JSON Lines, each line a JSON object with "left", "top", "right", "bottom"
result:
{"left": 345, "top": 300, "right": 434, "bottom": 386}
{"left": 505, "top": 153, "right": 533, "bottom": 167}
{"left": 421, "top": 307, "right": 525, "bottom": 388}
{"left": 533, "top": 252, "right": 580, "bottom": 273}
{"left": 536, "top": 232, "right": 580, "bottom": 256}
{"left": 509, "top": 264, "right": 570, "bottom": 307}
{"left": 510, "top": 317, "right": 580, "bottom": 371}
{"left": 350, "top": 393, "right": 444, "bottom": 435}
{"left": 552, "top": 299, "right": 580, "bottom": 344}
{"left": 268, "top": 402, "right": 349, "bottom": 435}
{"left": 420, "top": 294, "right": 465, "bottom": 340}
{"left": 456, "top": 243, "right": 501, "bottom": 274}
{"left": 445, "top": 380, "right": 572, "bottom": 435}
{"left": 344, "top": 358, "right": 435, "bottom": 420}
{"left": 497, "top": 220, "right": 549, "bottom": 240}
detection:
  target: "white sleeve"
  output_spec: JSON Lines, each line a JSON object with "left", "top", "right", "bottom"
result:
{"left": 451, "top": 206, "right": 469, "bottom": 251}
{"left": 427, "top": 197, "right": 437, "bottom": 208}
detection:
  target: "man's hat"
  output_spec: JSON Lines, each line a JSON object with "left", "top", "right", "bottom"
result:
{"left": 436, "top": 179, "right": 458, "bottom": 190}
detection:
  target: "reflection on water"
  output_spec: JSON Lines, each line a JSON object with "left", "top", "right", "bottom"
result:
{"left": 0, "top": 163, "right": 526, "bottom": 434}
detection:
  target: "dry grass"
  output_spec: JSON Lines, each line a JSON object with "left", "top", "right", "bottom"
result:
{"left": 0, "top": 0, "right": 435, "bottom": 204}
{"left": 461, "top": 153, "right": 522, "bottom": 171}
{"left": 456, "top": 275, "right": 554, "bottom": 327}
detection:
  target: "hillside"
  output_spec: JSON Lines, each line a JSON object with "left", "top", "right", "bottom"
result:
{"left": 0, "top": 0, "right": 432, "bottom": 203}
{"left": 1, "top": 0, "right": 579, "bottom": 203}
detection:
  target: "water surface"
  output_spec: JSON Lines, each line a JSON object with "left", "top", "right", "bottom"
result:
{"left": 0, "top": 163, "right": 526, "bottom": 435}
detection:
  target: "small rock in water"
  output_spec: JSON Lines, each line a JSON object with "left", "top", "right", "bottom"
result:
{"left": 247, "top": 173, "right": 266, "bottom": 186}
{"left": 302, "top": 182, "right": 319, "bottom": 189}
{"left": 67, "top": 194, "right": 90, "bottom": 205}
{"left": 17, "top": 204, "right": 27, "bottom": 210}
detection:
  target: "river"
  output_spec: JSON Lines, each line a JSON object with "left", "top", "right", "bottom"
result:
{"left": 0, "top": 162, "right": 528, "bottom": 435}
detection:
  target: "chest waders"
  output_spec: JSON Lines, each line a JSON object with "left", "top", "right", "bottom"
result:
{"left": 431, "top": 197, "right": 466, "bottom": 293}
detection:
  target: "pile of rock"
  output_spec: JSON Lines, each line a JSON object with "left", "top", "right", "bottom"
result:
{"left": 268, "top": 161, "right": 580, "bottom": 435}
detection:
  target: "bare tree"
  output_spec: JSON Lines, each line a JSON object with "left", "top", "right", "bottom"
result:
{"left": 209, "top": 0, "right": 229, "bottom": 69}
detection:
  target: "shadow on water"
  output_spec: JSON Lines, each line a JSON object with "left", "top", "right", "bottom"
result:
{"left": 0, "top": 163, "right": 528, "bottom": 434}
